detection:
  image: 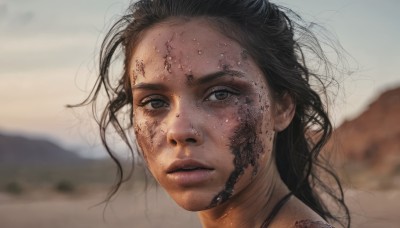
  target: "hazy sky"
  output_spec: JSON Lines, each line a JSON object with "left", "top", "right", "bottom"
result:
{"left": 1, "top": 0, "right": 399, "bottom": 156}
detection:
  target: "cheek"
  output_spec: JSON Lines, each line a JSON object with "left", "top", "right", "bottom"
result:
{"left": 133, "top": 115, "right": 164, "bottom": 163}
{"left": 208, "top": 97, "right": 270, "bottom": 207}
{"left": 237, "top": 86, "right": 274, "bottom": 159}
{"left": 231, "top": 103, "right": 266, "bottom": 176}
{"left": 259, "top": 99, "right": 275, "bottom": 154}
{"left": 231, "top": 94, "right": 275, "bottom": 185}
{"left": 250, "top": 80, "right": 275, "bottom": 157}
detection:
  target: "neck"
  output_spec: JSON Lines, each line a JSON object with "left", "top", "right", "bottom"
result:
{"left": 198, "top": 162, "right": 290, "bottom": 228}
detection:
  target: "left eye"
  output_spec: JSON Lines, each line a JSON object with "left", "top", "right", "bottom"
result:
{"left": 206, "top": 89, "right": 237, "bottom": 101}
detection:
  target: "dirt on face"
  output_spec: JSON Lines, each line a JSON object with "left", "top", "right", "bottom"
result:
{"left": 135, "top": 59, "right": 146, "bottom": 78}
{"left": 163, "top": 36, "right": 175, "bottom": 73}
{"left": 209, "top": 100, "right": 265, "bottom": 207}
{"left": 134, "top": 119, "right": 159, "bottom": 164}
{"left": 130, "top": 18, "right": 277, "bottom": 212}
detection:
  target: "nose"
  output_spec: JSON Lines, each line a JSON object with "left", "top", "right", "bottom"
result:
{"left": 166, "top": 110, "right": 203, "bottom": 147}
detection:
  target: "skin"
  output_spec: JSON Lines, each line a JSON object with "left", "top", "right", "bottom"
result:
{"left": 130, "top": 18, "right": 325, "bottom": 228}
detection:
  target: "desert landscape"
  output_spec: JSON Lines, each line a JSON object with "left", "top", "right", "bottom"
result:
{"left": 0, "top": 187, "right": 399, "bottom": 228}
{"left": 1, "top": 87, "right": 399, "bottom": 228}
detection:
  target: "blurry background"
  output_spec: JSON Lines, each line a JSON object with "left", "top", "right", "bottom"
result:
{"left": 0, "top": 0, "right": 399, "bottom": 227}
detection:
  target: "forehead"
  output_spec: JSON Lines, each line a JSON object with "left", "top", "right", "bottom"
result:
{"left": 134, "top": 18, "right": 240, "bottom": 56}
{"left": 130, "top": 18, "right": 263, "bottom": 85}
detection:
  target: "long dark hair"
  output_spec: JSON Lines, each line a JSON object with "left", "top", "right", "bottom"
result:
{"left": 73, "top": 0, "right": 350, "bottom": 227}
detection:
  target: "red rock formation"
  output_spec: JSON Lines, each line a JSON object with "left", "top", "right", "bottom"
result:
{"left": 326, "top": 86, "right": 400, "bottom": 175}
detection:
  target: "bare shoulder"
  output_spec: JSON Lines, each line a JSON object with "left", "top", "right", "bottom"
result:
{"left": 268, "top": 194, "right": 333, "bottom": 228}
{"left": 293, "top": 220, "right": 334, "bottom": 228}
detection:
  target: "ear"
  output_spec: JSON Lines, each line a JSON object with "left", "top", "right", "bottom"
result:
{"left": 273, "top": 92, "right": 295, "bottom": 132}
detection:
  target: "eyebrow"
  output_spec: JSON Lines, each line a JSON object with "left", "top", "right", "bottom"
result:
{"left": 132, "top": 83, "right": 168, "bottom": 91}
{"left": 132, "top": 70, "right": 245, "bottom": 91}
{"left": 195, "top": 70, "right": 245, "bottom": 85}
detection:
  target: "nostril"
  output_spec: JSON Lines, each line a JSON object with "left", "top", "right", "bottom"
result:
{"left": 185, "top": 138, "right": 197, "bottom": 144}
{"left": 169, "top": 137, "right": 198, "bottom": 146}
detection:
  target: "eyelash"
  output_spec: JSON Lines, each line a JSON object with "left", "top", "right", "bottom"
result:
{"left": 137, "top": 87, "right": 239, "bottom": 112}
{"left": 205, "top": 87, "right": 239, "bottom": 102}
{"left": 138, "top": 95, "right": 169, "bottom": 111}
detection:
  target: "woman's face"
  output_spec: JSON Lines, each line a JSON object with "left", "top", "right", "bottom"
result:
{"left": 130, "top": 18, "right": 280, "bottom": 211}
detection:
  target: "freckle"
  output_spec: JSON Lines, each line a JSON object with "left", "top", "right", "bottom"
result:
{"left": 176, "top": 114, "right": 180, "bottom": 118}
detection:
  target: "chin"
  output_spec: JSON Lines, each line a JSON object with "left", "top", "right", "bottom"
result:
{"left": 169, "top": 190, "right": 216, "bottom": 212}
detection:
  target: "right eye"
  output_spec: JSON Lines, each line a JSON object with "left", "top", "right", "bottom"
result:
{"left": 139, "top": 96, "right": 169, "bottom": 111}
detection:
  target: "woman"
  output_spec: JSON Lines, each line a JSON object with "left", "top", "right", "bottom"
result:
{"left": 78, "top": 0, "right": 350, "bottom": 227}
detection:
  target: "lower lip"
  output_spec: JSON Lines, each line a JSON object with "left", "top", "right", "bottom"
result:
{"left": 167, "top": 169, "right": 214, "bottom": 187}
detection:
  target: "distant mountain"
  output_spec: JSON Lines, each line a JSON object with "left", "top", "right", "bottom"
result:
{"left": 0, "top": 133, "right": 86, "bottom": 167}
{"left": 326, "top": 86, "right": 400, "bottom": 175}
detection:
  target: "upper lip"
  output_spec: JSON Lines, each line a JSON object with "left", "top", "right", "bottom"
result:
{"left": 166, "top": 159, "right": 214, "bottom": 174}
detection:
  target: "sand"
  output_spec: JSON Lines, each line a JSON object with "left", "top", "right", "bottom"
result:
{"left": 0, "top": 188, "right": 398, "bottom": 228}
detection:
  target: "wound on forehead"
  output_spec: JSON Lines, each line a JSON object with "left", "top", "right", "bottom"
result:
{"left": 135, "top": 59, "right": 146, "bottom": 78}
{"left": 163, "top": 34, "right": 175, "bottom": 73}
